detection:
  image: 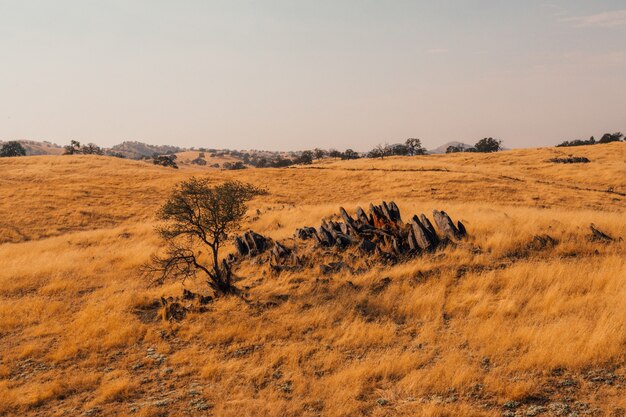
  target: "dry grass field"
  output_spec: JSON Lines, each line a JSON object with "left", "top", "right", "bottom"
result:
{"left": 0, "top": 143, "right": 625, "bottom": 416}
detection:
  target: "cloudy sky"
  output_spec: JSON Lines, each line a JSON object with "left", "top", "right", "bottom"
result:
{"left": 1, "top": 0, "right": 625, "bottom": 151}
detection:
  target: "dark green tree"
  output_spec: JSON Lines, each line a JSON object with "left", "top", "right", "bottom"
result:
{"left": 341, "top": 149, "right": 360, "bottom": 160}
{"left": 474, "top": 137, "right": 502, "bottom": 153}
{"left": 0, "top": 141, "right": 27, "bottom": 157}
{"left": 405, "top": 138, "right": 426, "bottom": 155}
{"left": 296, "top": 151, "right": 314, "bottom": 165}
{"left": 446, "top": 145, "right": 463, "bottom": 153}
{"left": 598, "top": 132, "right": 623, "bottom": 144}
{"left": 313, "top": 148, "right": 327, "bottom": 159}
{"left": 63, "top": 140, "right": 82, "bottom": 155}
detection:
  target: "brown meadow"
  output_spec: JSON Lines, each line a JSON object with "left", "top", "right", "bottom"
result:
{"left": 0, "top": 143, "right": 625, "bottom": 416}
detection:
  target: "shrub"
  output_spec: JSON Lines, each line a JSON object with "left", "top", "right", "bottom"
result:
{"left": 152, "top": 154, "right": 178, "bottom": 169}
{"left": 223, "top": 161, "right": 246, "bottom": 170}
{"left": 556, "top": 137, "right": 596, "bottom": 147}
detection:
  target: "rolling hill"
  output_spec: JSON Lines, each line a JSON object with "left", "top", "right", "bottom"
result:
{"left": 0, "top": 143, "right": 624, "bottom": 416}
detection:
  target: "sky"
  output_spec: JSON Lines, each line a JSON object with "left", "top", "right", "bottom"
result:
{"left": 1, "top": 1, "right": 625, "bottom": 151}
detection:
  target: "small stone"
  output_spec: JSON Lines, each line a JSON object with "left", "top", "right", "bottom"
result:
{"left": 376, "top": 398, "right": 390, "bottom": 406}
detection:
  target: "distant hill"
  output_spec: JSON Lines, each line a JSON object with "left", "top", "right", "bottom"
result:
{"left": 428, "top": 141, "right": 473, "bottom": 154}
{"left": 0, "top": 140, "right": 64, "bottom": 156}
{"left": 108, "top": 141, "right": 183, "bottom": 159}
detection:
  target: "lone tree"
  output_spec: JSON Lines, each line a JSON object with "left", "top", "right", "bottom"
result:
{"left": 474, "top": 137, "right": 502, "bottom": 153}
{"left": 405, "top": 138, "right": 426, "bottom": 155}
{"left": 146, "top": 178, "right": 264, "bottom": 295}
{"left": 0, "top": 141, "right": 26, "bottom": 157}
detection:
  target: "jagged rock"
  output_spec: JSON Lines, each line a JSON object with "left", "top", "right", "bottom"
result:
{"left": 235, "top": 203, "right": 468, "bottom": 273}
{"left": 272, "top": 241, "right": 292, "bottom": 259}
{"left": 457, "top": 221, "right": 467, "bottom": 237}
{"left": 411, "top": 216, "right": 437, "bottom": 251}
{"left": 433, "top": 210, "right": 464, "bottom": 240}
{"left": 369, "top": 203, "right": 389, "bottom": 229}
{"left": 243, "top": 231, "right": 268, "bottom": 255}
{"left": 589, "top": 224, "right": 614, "bottom": 242}
{"left": 356, "top": 206, "right": 371, "bottom": 226}
{"left": 340, "top": 207, "right": 359, "bottom": 235}
{"left": 317, "top": 224, "right": 335, "bottom": 246}
{"left": 234, "top": 236, "right": 249, "bottom": 256}
{"left": 391, "top": 237, "right": 404, "bottom": 255}
{"left": 359, "top": 238, "right": 376, "bottom": 253}
{"left": 388, "top": 201, "right": 402, "bottom": 222}
{"left": 295, "top": 227, "right": 316, "bottom": 240}
{"left": 419, "top": 214, "right": 440, "bottom": 245}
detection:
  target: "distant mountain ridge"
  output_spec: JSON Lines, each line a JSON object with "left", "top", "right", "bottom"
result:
{"left": 428, "top": 141, "right": 473, "bottom": 154}
{"left": 0, "top": 140, "right": 64, "bottom": 156}
{"left": 108, "top": 141, "right": 183, "bottom": 159}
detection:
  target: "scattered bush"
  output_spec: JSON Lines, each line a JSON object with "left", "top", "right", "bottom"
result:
{"left": 152, "top": 154, "right": 178, "bottom": 169}
{"left": 223, "top": 161, "right": 246, "bottom": 170}
{"left": 598, "top": 132, "right": 623, "bottom": 144}
{"left": 549, "top": 157, "right": 591, "bottom": 164}
{"left": 557, "top": 133, "right": 622, "bottom": 147}
{"left": 557, "top": 137, "right": 596, "bottom": 147}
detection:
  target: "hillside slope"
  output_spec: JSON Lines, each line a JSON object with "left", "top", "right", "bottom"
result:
{"left": 0, "top": 143, "right": 625, "bottom": 416}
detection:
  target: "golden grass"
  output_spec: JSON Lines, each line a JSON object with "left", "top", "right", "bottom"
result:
{"left": 0, "top": 143, "right": 625, "bottom": 415}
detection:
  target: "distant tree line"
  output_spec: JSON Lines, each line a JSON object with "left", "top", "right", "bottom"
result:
{"left": 367, "top": 138, "right": 427, "bottom": 159}
{"left": 556, "top": 132, "right": 623, "bottom": 147}
{"left": 63, "top": 140, "right": 105, "bottom": 155}
{"left": 446, "top": 137, "right": 503, "bottom": 154}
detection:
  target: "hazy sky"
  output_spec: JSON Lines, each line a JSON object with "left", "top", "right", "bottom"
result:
{"left": 1, "top": 1, "right": 625, "bottom": 151}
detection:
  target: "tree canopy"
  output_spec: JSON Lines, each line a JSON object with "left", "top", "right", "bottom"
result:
{"left": 0, "top": 141, "right": 26, "bottom": 157}
{"left": 146, "top": 178, "right": 265, "bottom": 295}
